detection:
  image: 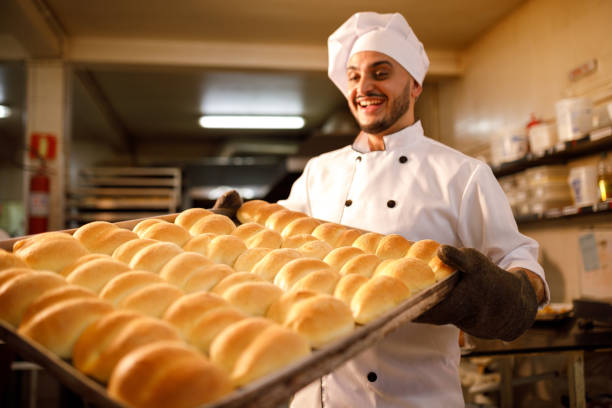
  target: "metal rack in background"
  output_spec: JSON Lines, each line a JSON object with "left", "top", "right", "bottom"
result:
{"left": 66, "top": 167, "right": 181, "bottom": 226}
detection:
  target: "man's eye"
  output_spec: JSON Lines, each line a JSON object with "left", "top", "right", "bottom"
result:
{"left": 374, "top": 71, "right": 388, "bottom": 79}
{"left": 348, "top": 74, "right": 359, "bottom": 82}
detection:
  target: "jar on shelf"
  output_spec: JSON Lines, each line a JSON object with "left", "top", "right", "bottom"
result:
{"left": 597, "top": 151, "right": 612, "bottom": 202}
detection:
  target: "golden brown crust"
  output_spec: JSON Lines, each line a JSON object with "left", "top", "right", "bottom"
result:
{"left": 0, "top": 249, "right": 28, "bottom": 271}
{"left": 18, "top": 297, "right": 113, "bottom": 358}
{"left": 264, "top": 210, "right": 308, "bottom": 233}
{"left": 274, "top": 258, "right": 331, "bottom": 292}
{"left": 281, "top": 233, "right": 319, "bottom": 249}
{"left": 236, "top": 200, "right": 268, "bottom": 224}
{"left": 163, "top": 292, "right": 229, "bottom": 338}
{"left": 138, "top": 222, "right": 191, "bottom": 247}
{"left": 188, "top": 307, "right": 246, "bottom": 354}
{"left": 108, "top": 341, "right": 232, "bottom": 408}
{"left": 181, "top": 264, "right": 233, "bottom": 294}
{"left": 281, "top": 217, "right": 322, "bottom": 237}
{"left": 251, "top": 203, "right": 286, "bottom": 225}
{"left": 333, "top": 274, "right": 369, "bottom": 306}
{"left": 232, "top": 222, "right": 282, "bottom": 249}
{"left": 291, "top": 269, "right": 341, "bottom": 295}
{"left": 129, "top": 242, "right": 183, "bottom": 273}
{"left": 174, "top": 208, "right": 214, "bottom": 230}
{"left": 375, "top": 257, "right": 436, "bottom": 292}
{"left": 211, "top": 272, "right": 263, "bottom": 295}
{"left": 352, "top": 232, "right": 384, "bottom": 253}
{"left": 266, "top": 290, "right": 319, "bottom": 325}
{"left": 207, "top": 235, "right": 247, "bottom": 266}
{"left": 158, "top": 252, "right": 213, "bottom": 287}
{"left": 312, "top": 223, "right": 347, "bottom": 247}
{"left": 111, "top": 238, "right": 158, "bottom": 264}
{"left": 297, "top": 240, "right": 333, "bottom": 260}
{"left": 405, "top": 239, "right": 440, "bottom": 263}
{"left": 233, "top": 248, "right": 271, "bottom": 272}
{"left": 60, "top": 253, "right": 110, "bottom": 277}
{"left": 0, "top": 267, "right": 34, "bottom": 288}
{"left": 335, "top": 229, "right": 363, "bottom": 247}
{"left": 118, "top": 283, "right": 183, "bottom": 318}
{"left": 189, "top": 214, "right": 236, "bottom": 235}
{"left": 375, "top": 234, "right": 413, "bottom": 259}
{"left": 351, "top": 275, "right": 411, "bottom": 324}
{"left": 20, "top": 285, "right": 96, "bottom": 327}
{"left": 66, "top": 258, "right": 131, "bottom": 294}
{"left": 99, "top": 271, "right": 164, "bottom": 306}
{"left": 13, "top": 233, "right": 89, "bottom": 273}
{"left": 132, "top": 219, "right": 168, "bottom": 236}
{"left": 250, "top": 248, "right": 302, "bottom": 281}
{"left": 181, "top": 233, "right": 217, "bottom": 256}
{"left": 338, "top": 253, "right": 381, "bottom": 277}
{"left": 0, "top": 271, "right": 67, "bottom": 327}
{"left": 323, "top": 246, "right": 365, "bottom": 272}
{"left": 222, "top": 282, "right": 283, "bottom": 317}
{"left": 73, "top": 221, "right": 138, "bottom": 255}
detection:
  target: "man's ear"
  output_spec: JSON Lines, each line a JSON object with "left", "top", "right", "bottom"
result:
{"left": 411, "top": 78, "right": 423, "bottom": 100}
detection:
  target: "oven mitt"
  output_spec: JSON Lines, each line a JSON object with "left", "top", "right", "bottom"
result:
{"left": 212, "top": 189, "right": 243, "bottom": 214}
{"left": 416, "top": 245, "right": 538, "bottom": 341}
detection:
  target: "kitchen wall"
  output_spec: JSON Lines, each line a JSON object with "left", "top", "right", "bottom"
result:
{"left": 436, "top": 0, "right": 612, "bottom": 302}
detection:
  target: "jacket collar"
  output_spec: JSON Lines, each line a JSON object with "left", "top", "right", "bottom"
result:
{"left": 351, "top": 120, "right": 425, "bottom": 153}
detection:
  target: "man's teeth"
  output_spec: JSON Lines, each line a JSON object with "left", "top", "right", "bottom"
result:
{"left": 358, "top": 99, "right": 384, "bottom": 107}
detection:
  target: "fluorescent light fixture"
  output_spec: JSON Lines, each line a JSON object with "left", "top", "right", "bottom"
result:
{"left": 0, "top": 105, "right": 11, "bottom": 119}
{"left": 199, "top": 115, "right": 305, "bottom": 129}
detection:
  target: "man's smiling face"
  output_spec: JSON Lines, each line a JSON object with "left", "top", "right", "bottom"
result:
{"left": 346, "top": 51, "right": 421, "bottom": 137}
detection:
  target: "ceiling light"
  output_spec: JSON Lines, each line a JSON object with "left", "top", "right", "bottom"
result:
{"left": 199, "top": 115, "right": 305, "bottom": 129}
{"left": 0, "top": 105, "right": 11, "bottom": 119}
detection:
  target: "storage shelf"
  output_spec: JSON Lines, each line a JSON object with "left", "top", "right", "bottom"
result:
{"left": 491, "top": 127, "right": 612, "bottom": 178}
{"left": 516, "top": 200, "right": 612, "bottom": 225}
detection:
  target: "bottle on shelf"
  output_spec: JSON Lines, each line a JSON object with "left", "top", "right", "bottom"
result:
{"left": 597, "top": 151, "right": 612, "bottom": 202}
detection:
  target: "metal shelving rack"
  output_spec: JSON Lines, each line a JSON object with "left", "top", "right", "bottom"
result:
{"left": 66, "top": 167, "right": 181, "bottom": 226}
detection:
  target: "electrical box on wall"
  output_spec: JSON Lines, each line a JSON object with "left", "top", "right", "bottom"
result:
{"left": 578, "top": 229, "right": 612, "bottom": 300}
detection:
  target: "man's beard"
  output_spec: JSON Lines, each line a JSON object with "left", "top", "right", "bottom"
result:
{"left": 358, "top": 82, "right": 411, "bottom": 134}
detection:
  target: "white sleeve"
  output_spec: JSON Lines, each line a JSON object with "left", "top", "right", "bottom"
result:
{"left": 276, "top": 159, "right": 313, "bottom": 215}
{"left": 457, "top": 164, "right": 550, "bottom": 302}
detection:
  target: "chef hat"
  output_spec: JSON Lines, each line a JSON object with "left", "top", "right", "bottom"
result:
{"left": 328, "top": 12, "right": 429, "bottom": 96}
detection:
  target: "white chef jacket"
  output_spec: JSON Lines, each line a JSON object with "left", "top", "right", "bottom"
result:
{"left": 278, "top": 121, "right": 547, "bottom": 408}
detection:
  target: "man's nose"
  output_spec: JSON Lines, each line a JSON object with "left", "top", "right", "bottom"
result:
{"left": 355, "top": 74, "right": 374, "bottom": 95}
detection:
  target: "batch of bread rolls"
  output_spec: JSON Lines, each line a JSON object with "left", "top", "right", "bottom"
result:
{"left": 0, "top": 200, "right": 453, "bottom": 408}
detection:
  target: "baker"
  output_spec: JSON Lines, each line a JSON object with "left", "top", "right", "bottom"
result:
{"left": 278, "top": 11, "right": 549, "bottom": 408}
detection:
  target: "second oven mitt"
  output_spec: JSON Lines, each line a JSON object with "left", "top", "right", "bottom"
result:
{"left": 415, "top": 245, "right": 538, "bottom": 341}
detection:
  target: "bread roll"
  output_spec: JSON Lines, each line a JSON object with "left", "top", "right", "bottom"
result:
{"left": 297, "top": 239, "right": 333, "bottom": 260}
{"left": 323, "top": 246, "right": 365, "bottom": 272}
{"left": 334, "top": 274, "right": 369, "bottom": 306}
{"left": 18, "top": 297, "right": 113, "bottom": 358}
{"left": 231, "top": 324, "right": 310, "bottom": 387}
{"left": 189, "top": 214, "right": 235, "bottom": 235}
{"left": 312, "top": 223, "right": 347, "bottom": 247}
{"left": 232, "top": 223, "right": 282, "bottom": 249}
{"left": 248, "top": 203, "right": 285, "bottom": 225}
{"left": 181, "top": 264, "right": 233, "bottom": 294}
{"left": 20, "top": 285, "right": 96, "bottom": 327}
{"left": 108, "top": 341, "right": 232, "bottom": 408}
{"left": 0, "top": 267, "right": 34, "bottom": 288}
{"left": 274, "top": 258, "right": 331, "bottom": 292}
{"left": 250, "top": 248, "right": 302, "bottom": 281}
{"left": 210, "top": 317, "right": 310, "bottom": 387}
{"left": 233, "top": 248, "right": 271, "bottom": 272}
{"left": 221, "top": 281, "right": 283, "bottom": 317}
{"left": 211, "top": 272, "right": 263, "bottom": 296}
{"left": 352, "top": 232, "right": 384, "bottom": 254}
{"left": 375, "top": 234, "right": 413, "bottom": 259}
{"left": 406, "top": 239, "right": 454, "bottom": 280}
{"left": 13, "top": 232, "right": 89, "bottom": 273}
{"left": 188, "top": 307, "right": 246, "bottom": 354}
{"left": 0, "top": 271, "right": 66, "bottom": 327}
{"left": 291, "top": 269, "right": 341, "bottom": 295}
{"left": 351, "top": 275, "right": 411, "bottom": 324}
{"left": 236, "top": 200, "right": 268, "bottom": 224}
{"left": 281, "top": 233, "right": 318, "bottom": 249}
{"left": 174, "top": 208, "right": 214, "bottom": 230}
{"left": 375, "top": 257, "right": 436, "bottom": 292}
{"left": 335, "top": 229, "right": 362, "bottom": 247}
{"left": 111, "top": 238, "right": 157, "bottom": 264}
{"left": 73, "top": 221, "right": 138, "bottom": 255}
{"left": 132, "top": 218, "right": 168, "bottom": 236}
{"left": 66, "top": 258, "right": 131, "bottom": 294}
{"left": 129, "top": 242, "right": 183, "bottom": 273}
{"left": 182, "top": 233, "right": 216, "bottom": 256}
{"left": 264, "top": 209, "right": 307, "bottom": 233}
{"left": 138, "top": 222, "right": 191, "bottom": 247}
{"left": 73, "top": 311, "right": 182, "bottom": 382}
{"left": 118, "top": 283, "right": 183, "bottom": 317}
{"left": 338, "top": 253, "right": 381, "bottom": 277}
{"left": 60, "top": 253, "right": 109, "bottom": 277}
{"left": 0, "top": 249, "right": 28, "bottom": 270}
{"left": 282, "top": 293, "right": 353, "bottom": 348}
{"left": 281, "top": 217, "right": 321, "bottom": 237}
{"left": 163, "top": 291, "right": 229, "bottom": 338}
{"left": 99, "top": 271, "right": 164, "bottom": 306}
{"left": 207, "top": 235, "right": 247, "bottom": 266}
{"left": 158, "top": 252, "right": 213, "bottom": 287}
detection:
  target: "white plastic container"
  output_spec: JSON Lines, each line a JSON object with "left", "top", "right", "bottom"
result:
{"left": 528, "top": 123, "right": 557, "bottom": 155}
{"left": 490, "top": 127, "right": 528, "bottom": 165}
{"left": 568, "top": 165, "right": 599, "bottom": 206}
{"left": 555, "top": 97, "right": 593, "bottom": 142}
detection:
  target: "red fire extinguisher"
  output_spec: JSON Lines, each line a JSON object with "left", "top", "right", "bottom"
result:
{"left": 28, "top": 162, "right": 50, "bottom": 234}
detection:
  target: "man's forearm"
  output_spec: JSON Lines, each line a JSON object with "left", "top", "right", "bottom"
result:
{"left": 509, "top": 267, "right": 546, "bottom": 305}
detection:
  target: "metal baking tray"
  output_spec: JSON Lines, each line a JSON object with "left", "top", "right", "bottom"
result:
{"left": 0, "top": 210, "right": 458, "bottom": 408}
